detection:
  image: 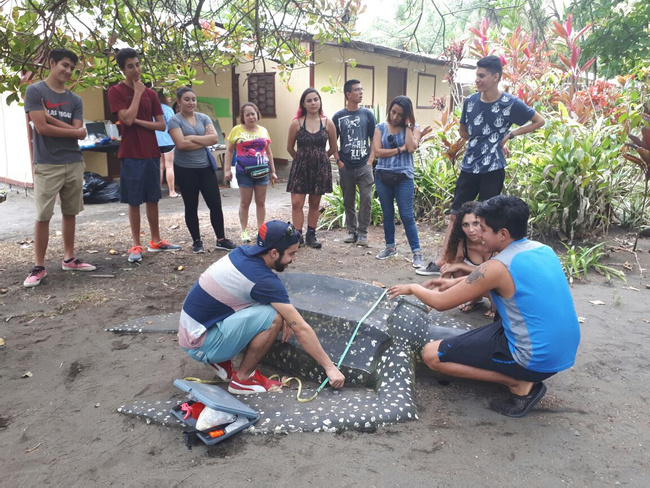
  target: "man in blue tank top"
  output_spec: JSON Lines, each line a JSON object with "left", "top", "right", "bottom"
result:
{"left": 387, "top": 196, "right": 580, "bottom": 418}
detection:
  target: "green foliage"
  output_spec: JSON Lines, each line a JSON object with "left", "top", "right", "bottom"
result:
{"left": 512, "top": 114, "right": 633, "bottom": 240}
{"left": 568, "top": 0, "right": 650, "bottom": 79}
{"left": 560, "top": 242, "right": 626, "bottom": 284}
{"left": 0, "top": 0, "right": 359, "bottom": 101}
{"left": 412, "top": 146, "right": 456, "bottom": 222}
{"left": 319, "top": 184, "right": 383, "bottom": 230}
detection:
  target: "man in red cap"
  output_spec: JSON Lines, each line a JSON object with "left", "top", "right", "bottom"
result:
{"left": 179, "top": 220, "right": 345, "bottom": 394}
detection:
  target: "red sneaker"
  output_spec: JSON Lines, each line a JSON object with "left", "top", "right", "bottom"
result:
{"left": 147, "top": 239, "right": 181, "bottom": 252}
{"left": 228, "top": 370, "right": 282, "bottom": 395}
{"left": 209, "top": 360, "right": 233, "bottom": 381}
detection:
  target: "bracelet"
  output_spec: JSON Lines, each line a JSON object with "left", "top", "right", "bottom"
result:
{"left": 507, "top": 131, "right": 515, "bottom": 139}
{"left": 397, "top": 147, "right": 401, "bottom": 155}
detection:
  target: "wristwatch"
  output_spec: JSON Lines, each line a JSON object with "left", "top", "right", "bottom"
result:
{"left": 507, "top": 131, "right": 515, "bottom": 139}
{"left": 406, "top": 123, "right": 414, "bottom": 129}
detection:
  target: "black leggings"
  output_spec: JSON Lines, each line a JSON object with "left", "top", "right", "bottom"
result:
{"left": 174, "top": 164, "right": 225, "bottom": 242}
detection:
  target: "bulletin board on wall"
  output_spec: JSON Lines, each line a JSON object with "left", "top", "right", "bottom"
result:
{"left": 196, "top": 97, "right": 231, "bottom": 119}
{"left": 197, "top": 97, "right": 231, "bottom": 143}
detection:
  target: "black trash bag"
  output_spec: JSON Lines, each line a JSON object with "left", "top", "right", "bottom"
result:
{"left": 83, "top": 172, "right": 120, "bottom": 204}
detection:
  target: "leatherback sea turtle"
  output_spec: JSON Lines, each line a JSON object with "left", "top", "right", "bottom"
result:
{"left": 112, "top": 274, "right": 470, "bottom": 434}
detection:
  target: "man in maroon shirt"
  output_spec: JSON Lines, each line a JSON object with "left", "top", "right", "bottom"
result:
{"left": 108, "top": 48, "right": 180, "bottom": 262}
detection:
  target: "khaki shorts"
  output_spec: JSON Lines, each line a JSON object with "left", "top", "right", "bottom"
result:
{"left": 34, "top": 162, "right": 85, "bottom": 221}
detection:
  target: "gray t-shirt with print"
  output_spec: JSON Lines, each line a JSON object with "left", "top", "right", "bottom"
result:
{"left": 168, "top": 112, "right": 214, "bottom": 169}
{"left": 24, "top": 81, "right": 83, "bottom": 164}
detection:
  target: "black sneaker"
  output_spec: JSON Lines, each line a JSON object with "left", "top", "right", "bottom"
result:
{"left": 216, "top": 238, "right": 237, "bottom": 251}
{"left": 192, "top": 240, "right": 205, "bottom": 254}
{"left": 489, "top": 382, "right": 547, "bottom": 418}
{"left": 305, "top": 232, "right": 322, "bottom": 249}
{"left": 415, "top": 262, "right": 442, "bottom": 276}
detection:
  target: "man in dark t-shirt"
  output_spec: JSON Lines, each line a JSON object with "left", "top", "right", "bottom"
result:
{"left": 108, "top": 48, "right": 180, "bottom": 262}
{"left": 332, "top": 80, "right": 376, "bottom": 247}
{"left": 418, "top": 56, "right": 545, "bottom": 276}
{"left": 23, "top": 48, "right": 96, "bottom": 288}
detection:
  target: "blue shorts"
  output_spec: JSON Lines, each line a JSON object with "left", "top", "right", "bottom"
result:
{"left": 438, "top": 319, "right": 556, "bottom": 383}
{"left": 120, "top": 158, "right": 162, "bottom": 205}
{"left": 236, "top": 169, "right": 269, "bottom": 188}
{"left": 183, "top": 305, "right": 277, "bottom": 365}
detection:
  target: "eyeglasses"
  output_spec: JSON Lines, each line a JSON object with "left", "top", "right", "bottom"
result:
{"left": 387, "top": 134, "right": 398, "bottom": 148}
{"left": 267, "top": 222, "right": 296, "bottom": 250}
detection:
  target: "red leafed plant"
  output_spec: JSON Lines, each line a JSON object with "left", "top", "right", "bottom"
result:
{"left": 551, "top": 14, "right": 595, "bottom": 94}
{"left": 623, "top": 114, "right": 650, "bottom": 250}
{"left": 468, "top": 18, "right": 493, "bottom": 59}
{"left": 430, "top": 108, "right": 466, "bottom": 166}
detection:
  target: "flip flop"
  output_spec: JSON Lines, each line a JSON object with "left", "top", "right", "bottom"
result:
{"left": 485, "top": 308, "right": 496, "bottom": 319}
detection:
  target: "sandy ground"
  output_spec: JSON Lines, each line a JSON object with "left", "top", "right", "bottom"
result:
{"left": 0, "top": 182, "right": 649, "bottom": 486}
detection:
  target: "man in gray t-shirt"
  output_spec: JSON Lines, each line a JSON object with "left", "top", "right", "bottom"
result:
{"left": 23, "top": 48, "right": 96, "bottom": 288}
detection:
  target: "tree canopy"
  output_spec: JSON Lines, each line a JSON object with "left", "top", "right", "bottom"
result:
{"left": 358, "top": 0, "right": 649, "bottom": 80}
{"left": 0, "top": 0, "right": 364, "bottom": 104}
{"left": 568, "top": 0, "right": 650, "bottom": 78}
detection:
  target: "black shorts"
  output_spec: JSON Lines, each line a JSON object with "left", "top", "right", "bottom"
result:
{"left": 438, "top": 320, "right": 556, "bottom": 383}
{"left": 451, "top": 169, "right": 505, "bottom": 213}
{"left": 159, "top": 145, "right": 174, "bottom": 154}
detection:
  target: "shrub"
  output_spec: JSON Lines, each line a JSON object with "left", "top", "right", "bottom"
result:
{"left": 512, "top": 112, "right": 632, "bottom": 240}
{"left": 319, "top": 184, "right": 384, "bottom": 230}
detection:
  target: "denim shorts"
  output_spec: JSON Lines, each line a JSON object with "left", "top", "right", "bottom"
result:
{"left": 120, "top": 158, "right": 162, "bottom": 205}
{"left": 183, "top": 305, "right": 278, "bottom": 365}
{"left": 235, "top": 169, "right": 269, "bottom": 188}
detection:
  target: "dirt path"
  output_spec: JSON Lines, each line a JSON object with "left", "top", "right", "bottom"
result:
{"left": 0, "top": 185, "right": 649, "bottom": 485}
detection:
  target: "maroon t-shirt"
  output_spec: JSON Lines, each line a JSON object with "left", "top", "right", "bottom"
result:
{"left": 108, "top": 83, "right": 163, "bottom": 159}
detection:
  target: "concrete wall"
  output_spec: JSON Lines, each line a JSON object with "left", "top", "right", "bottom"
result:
{"left": 0, "top": 93, "right": 32, "bottom": 187}
{"left": 193, "top": 66, "right": 233, "bottom": 138}
{"left": 313, "top": 44, "right": 449, "bottom": 129}
{"left": 78, "top": 87, "right": 109, "bottom": 176}
{"left": 1, "top": 44, "right": 461, "bottom": 185}
{"left": 233, "top": 58, "right": 311, "bottom": 162}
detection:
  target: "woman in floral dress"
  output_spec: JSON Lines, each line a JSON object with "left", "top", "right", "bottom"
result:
{"left": 286, "top": 88, "right": 339, "bottom": 248}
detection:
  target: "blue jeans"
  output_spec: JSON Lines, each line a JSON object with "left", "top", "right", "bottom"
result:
{"left": 375, "top": 176, "right": 421, "bottom": 253}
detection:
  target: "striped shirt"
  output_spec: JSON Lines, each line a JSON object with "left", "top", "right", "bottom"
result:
{"left": 178, "top": 247, "right": 289, "bottom": 348}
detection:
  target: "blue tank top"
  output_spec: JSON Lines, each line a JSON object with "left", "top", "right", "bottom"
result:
{"left": 491, "top": 239, "right": 580, "bottom": 372}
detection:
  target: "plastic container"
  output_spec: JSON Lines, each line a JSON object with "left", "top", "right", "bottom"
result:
{"left": 172, "top": 379, "right": 259, "bottom": 446}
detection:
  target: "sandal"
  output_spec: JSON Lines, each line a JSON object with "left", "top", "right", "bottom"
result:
{"left": 459, "top": 300, "right": 481, "bottom": 313}
{"left": 484, "top": 308, "right": 496, "bottom": 319}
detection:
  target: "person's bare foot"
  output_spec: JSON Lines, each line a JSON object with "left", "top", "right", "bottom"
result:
{"left": 459, "top": 300, "right": 481, "bottom": 313}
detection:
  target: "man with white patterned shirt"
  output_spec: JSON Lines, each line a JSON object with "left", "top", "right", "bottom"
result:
{"left": 418, "top": 55, "right": 545, "bottom": 276}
